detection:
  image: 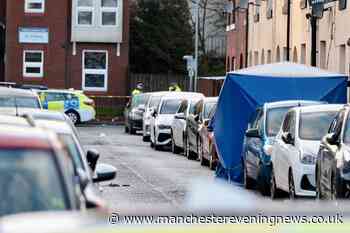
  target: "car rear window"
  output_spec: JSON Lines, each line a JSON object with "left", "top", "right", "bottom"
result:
{"left": 132, "top": 94, "right": 150, "bottom": 108}
{"left": 160, "top": 99, "right": 182, "bottom": 114}
{"left": 0, "top": 149, "right": 68, "bottom": 216}
{"left": 16, "top": 97, "right": 41, "bottom": 109}
{"left": 299, "top": 111, "right": 338, "bottom": 140}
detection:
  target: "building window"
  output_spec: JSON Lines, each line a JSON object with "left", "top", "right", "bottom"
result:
{"left": 101, "top": 0, "right": 118, "bottom": 26}
{"left": 77, "top": 0, "right": 94, "bottom": 26}
{"left": 266, "top": 0, "right": 273, "bottom": 19}
{"left": 301, "top": 44, "right": 306, "bottom": 64}
{"left": 339, "top": 0, "right": 347, "bottom": 10}
{"left": 339, "top": 45, "right": 346, "bottom": 73}
{"left": 83, "top": 50, "right": 108, "bottom": 91}
{"left": 23, "top": 50, "right": 44, "bottom": 78}
{"left": 254, "top": 0, "right": 261, "bottom": 22}
{"left": 231, "top": 57, "right": 236, "bottom": 71}
{"left": 25, "top": 0, "right": 45, "bottom": 13}
{"left": 320, "top": 41, "right": 326, "bottom": 69}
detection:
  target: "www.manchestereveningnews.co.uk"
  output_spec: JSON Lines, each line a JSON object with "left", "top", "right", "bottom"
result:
{"left": 108, "top": 213, "right": 344, "bottom": 226}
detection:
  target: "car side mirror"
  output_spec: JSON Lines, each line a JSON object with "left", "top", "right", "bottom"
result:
{"left": 203, "top": 119, "right": 210, "bottom": 127}
{"left": 245, "top": 128, "right": 261, "bottom": 138}
{"left": 138, "top": 104, "right": 146, "bottom": 112}
{"left": 325, "top": 133, "right": 338, "bottom": 145}
{"left": 77, "top": 168, "right": 89, "bottom": 191}
{"left": 86, "top": 149, "right": 100, "bottom": 172}
{"left": 282, "top": 132, "right": 294, "bottom": 145}
{"left": 152, "top": 110, "right": 158, "bottom": 117}
{"left": 194, "top": 114, "right": 200, "bottom": 122}
{"left": 175, "top": 113, "right": 186, "bottom": 120}
{"left": 93, "top": 163, "right": 117, "bottom": 183}
{"left": 126, "top": 102, "right": 131, "bottom": 108}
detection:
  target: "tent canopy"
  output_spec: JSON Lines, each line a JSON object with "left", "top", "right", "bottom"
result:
{"left": 213, "top": 62, "right": 348, "bottom": 182}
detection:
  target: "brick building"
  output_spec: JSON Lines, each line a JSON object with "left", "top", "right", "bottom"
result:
{"left": 0, "top": 0, "right": 5, "bottom": 81}
{"left": 1, "top": 0, "right": 129, "bottom": 96}
{"left": 225, "top": 0, "right": 247, "bottom": 72}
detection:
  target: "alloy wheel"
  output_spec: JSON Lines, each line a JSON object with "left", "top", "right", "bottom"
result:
{"left": 289, "top": 172, "right": 296, "bottom": 200}
{"left": 67, "top": 112, "right": 78, "bottom": 124}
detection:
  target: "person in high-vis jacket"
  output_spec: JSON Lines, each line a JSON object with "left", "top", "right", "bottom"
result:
{"left": 169, "top": 82, "right": 182, "bottom": 92}
{"left": 132, "top": 82, "right": 144, "bottom": 96}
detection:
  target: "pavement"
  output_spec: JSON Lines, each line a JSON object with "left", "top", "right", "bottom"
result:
{"left": 77, "top": 125, "right": 215, "bottom": 213}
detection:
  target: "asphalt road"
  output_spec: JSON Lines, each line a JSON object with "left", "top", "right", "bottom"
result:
{"left": 78, "top": 125, "right": 215, "bottom": 213}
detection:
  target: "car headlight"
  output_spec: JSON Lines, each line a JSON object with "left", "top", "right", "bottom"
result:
{"left": 158, "top": 124, "right": 171, "bottom": 130}
{"left": 263, "top": 145, "right": 273, "bottom": 156}
{"left": 300, "top": 153, "right": 316, "bottom": 165}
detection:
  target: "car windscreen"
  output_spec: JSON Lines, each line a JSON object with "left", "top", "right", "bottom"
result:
{"left": 299, "top": 111, "right": 338, "bottom": 141}
{"left": 203, "top": 102, "right": 217, "bottom": 119}
{"left": 266, "top": 107, "right": 291, "bottom": 137}
{"left": 131, "top": 94, "right": 150, "bottom": 108}
{"left": 149, "top": 96, "right": 162, "bottom": 109}
{"left": 160, "top": 99, "right": 182, "bottom": 114}
{"left": 0, "top": 149, "right": 68, "bottom": 216}
{"left": 58, "top": 134, "right": 84, "bottom": 171}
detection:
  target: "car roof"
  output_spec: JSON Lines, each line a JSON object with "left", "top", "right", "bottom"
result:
{"left": 264, "top": 100, "right": 325, "bottom": 109}
{"left": 0, "top": 87, "right": 38, "bottom": 98}
{"left": 162, "top": 92, "right": 205, "bottom": 100}
{"left": 25, "top": 109, "right": 67, "bottom": 121}
{"left": 37, "top": 89, "right": 84, "bottom": 95}
{"left": 204, "top": 97, "right": 219, "bottom": 103}
{"left": 0, "top": 125, "right": 56, "bottom": 150}
{"left": 292, "top": 104, "right": 345, "bottom": 114}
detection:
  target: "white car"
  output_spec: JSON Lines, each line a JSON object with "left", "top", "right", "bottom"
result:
{"left": 270, "top": 104, "right": 344, "bottom": 199}
{"left": 171, "top": 93, "right": 205, "bottom": 154}
{"left": 142, "top": 92, "right": 170, "bottom": 142}
{"left": 150, "top": 92, "right": 204, "bottom": 150}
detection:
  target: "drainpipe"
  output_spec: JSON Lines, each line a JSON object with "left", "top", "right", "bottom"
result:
{"left": 245, "top": 6, "right": 249, "bottom": 67}
{"left": 286, "top": 0, "right": 291, "bottom": 61}
{"left": 310, "top": 16, "right": 317, "bottom": 66}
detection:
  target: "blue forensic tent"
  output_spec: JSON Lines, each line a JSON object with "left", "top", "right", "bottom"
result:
{"left": 213, "top": 63, "right": 348, "bottom": 182}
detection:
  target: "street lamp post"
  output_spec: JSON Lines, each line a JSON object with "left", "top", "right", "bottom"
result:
{"left": 194, "top": 0, "right": 200, "bottom": 92}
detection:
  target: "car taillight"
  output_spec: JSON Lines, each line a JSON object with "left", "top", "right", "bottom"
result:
{"left": 84, "top": 99, "right": 95, "bottom": 108}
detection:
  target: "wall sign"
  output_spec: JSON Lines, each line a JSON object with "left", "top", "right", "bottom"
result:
{"left": 19, "top": 27, "right": 49, "bottom": 44}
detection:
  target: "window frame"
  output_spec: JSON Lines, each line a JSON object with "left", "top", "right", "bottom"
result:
{"left": 25, "top": 0, "right": 45, "bottom": 14}
{"left": 82, "top": 50, "right": 108, "bottom": 92}
{"left": 23, "top": 50, "right": 44, "bottom": 78}
{"left": 100, "top": 0, "right": 119, "bottom": 27}
{"left": 77, "top": 0, "right": 95, "bottom": 26}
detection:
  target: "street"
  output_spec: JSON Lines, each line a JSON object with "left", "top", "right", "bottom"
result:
{"left": 78, "top": 125, "right": 214, "bottom": 213}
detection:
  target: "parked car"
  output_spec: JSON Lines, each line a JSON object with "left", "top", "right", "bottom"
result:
{"left": 0, "top": 125, "right": 81, "bottom": 216}
{"left": 0, "top": 87, "right": 42, "bottom": 116}
{"left": 198, "top": 99, "right": 218, "bottom": 169}
{"left": 243, "top": 101, "right": 324, "bottom": 196}
{"left": 150, "top": 92, "right": 200, "bottom": 150}
{"left": 171, "top": 93, "right": 205, "bottom": 154}
{"left": 36, "top": 89, "right": 96, "bottom": 124}
{"left": 142, "top": 92, "right": 169, "bottom": 141}
{"left": 124, "top": 93, "right": 151, "bottom": 135}
{"left": 0, "top": 115, "right": 116, "bottom": 209}
{"left": 185, "top": 97, "right": 217, "bottom": 160}
{"left": 316, "top": 105, "right": 350, "bottom": 200}
{"left": 270, "top": 104, "right": 343, "bottom": 199}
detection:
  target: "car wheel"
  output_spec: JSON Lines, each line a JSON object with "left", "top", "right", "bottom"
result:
{"left": 129, "top": 123, "right": 136, "bottom": 135}
{"left": 243, "top": 160, "right": 255, "bottom": 190}
{"left": 171, "top": 134, "right": 180, "bottom": 154}
{"left": 209, "top": 149, "right": 217, "bottom": 171}
{"left": 199, "top": 139, "right": 207, "bottom": 166}
{"left": 257, "top": 163, "right": 270, "bottom": 196}
{"left": 125, "top": 126, "right": 129, "bottom": 133}
{"left": 186, "top": 137, "right": 196, "bottom": 160}
{"left": 288, "top": 170, "right": 297, "bottom": 200}
{"left": 66, "top": 111, "right": 80, "bottom": 125}
{"left": 316, "top": 166, "right": 322, "bottom": 200}
{"left": 331, "top": 169, "right": 345, "bottom": 200}
{"left": 142, "top": 135, "right": 150, "bottom": 142}
{"left": 270, "top": 168, "right": 283, "bottom": 199}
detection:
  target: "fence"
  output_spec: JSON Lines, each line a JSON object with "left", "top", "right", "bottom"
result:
{"left": 129, "top": 73, "right": 188, "bottom": 92}
{"left": 89, "top": 95, "right": 130, "bottom": 121}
